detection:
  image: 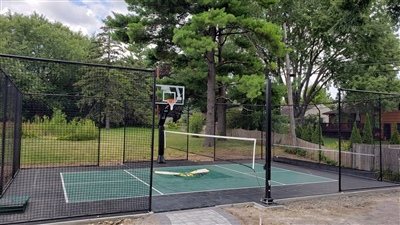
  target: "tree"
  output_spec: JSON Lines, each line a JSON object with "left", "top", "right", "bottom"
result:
{"left": 0, "top": 11, "right": 91, "bottom": 93}
{"left": 389, "top": 124, "right": 400, "bottom": 144}
{"left": 311, "top": 125, "right": 324, "bottom": 146}
{"left": 260, "top": 0, "right": 400, "bottom": 136}
{"left": 106, "top": 0, "right": 285, "bottom": 146}
{"left": 362, "top": 113, "right": 374, "bottom": 144}
{"left": 350, "top": 121, "right": 362, "bottom": 148}
{"left": 75, "top": 26, "right": 130, "bottom": 129}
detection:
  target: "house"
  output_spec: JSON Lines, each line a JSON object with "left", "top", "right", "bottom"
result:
{"left": 280, "top": 104, "right": 331, "bottom": 123}
{"left": 321, "top": 104, "right": 400, "bottom": 140}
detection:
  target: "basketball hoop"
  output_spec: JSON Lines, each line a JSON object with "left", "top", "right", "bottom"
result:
{"left": 165, "top": 99, "right": 177, "bottom": 110}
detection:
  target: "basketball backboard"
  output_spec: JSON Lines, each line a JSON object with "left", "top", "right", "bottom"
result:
{"left": 155, "top": 84, "right": 185, "bottom": 106}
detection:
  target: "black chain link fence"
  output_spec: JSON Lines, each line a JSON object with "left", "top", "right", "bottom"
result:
{"left": 0, "top": 54, "right": 155, "bottom": 224}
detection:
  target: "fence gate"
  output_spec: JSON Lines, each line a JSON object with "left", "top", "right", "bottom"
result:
{"left": 0, "top": 54, "right": 155, "bottom": 224}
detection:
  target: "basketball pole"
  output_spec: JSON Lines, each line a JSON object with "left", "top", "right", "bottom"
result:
{"left": 261, "top": 78, "right": 274, "bottom": 204}
{"left": 156, "top": 66, "right": 169, "bottom": 164}
{"left": 157, "top": 104, "right": 170, "bottom": 163}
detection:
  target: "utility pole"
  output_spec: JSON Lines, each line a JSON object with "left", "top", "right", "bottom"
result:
{"left": 283, "top": 22, "right": 297, "bottom": 146}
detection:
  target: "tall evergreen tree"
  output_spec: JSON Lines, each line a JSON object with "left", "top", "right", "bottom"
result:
{"left": 362, "top": 113, "right": 374, "bottom": 144}
{"left": 350, "top": 121, "right": 362, "bottom": 148}
{"left": 75, "top": 26, "right": 130, "bottom": 129}
{"left": 105, "top": 0, "right": 285, "bottom": 146}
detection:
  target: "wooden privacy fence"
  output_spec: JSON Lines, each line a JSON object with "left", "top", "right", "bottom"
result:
{"left": 227, "top": 129, "right": 400, "bottom": 173}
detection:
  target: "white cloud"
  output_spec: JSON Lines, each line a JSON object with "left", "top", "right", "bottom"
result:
{"left": 0, "top": 0, "right": 129, "bottom": 36}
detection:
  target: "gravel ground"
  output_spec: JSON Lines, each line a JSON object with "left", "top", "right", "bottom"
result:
{"left": 89, "top": 188, "right": 400, "bottom": 225}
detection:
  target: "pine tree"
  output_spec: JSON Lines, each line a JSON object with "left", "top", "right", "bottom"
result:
{"left": 362, "top": 113, "right": 374, "bottom": 144}
{"left": 389, "top": 124, "right": 400, "bottom": 144}
{"left": 350, "top": 121, "right": 362, "bottom": 147}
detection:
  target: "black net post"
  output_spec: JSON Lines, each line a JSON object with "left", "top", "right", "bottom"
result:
{"left": 0, "top": 76, "right": 8, "bottom": 195}
{"left": 261, "top": 78, "right": 273, "bottom": 204}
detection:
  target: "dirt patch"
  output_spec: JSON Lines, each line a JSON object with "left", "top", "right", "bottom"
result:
{"left": 89, "top": 188, "right": 400, "bottom": 225}
{"left": 224, "top": 189, "right": 400, "bottom": 225}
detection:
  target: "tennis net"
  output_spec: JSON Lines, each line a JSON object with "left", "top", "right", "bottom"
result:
{"left": 272, "top": 144, "right": 377, "bottom": 173}
{"left": 164, "top": 130, "right": 257, "bottom": 169}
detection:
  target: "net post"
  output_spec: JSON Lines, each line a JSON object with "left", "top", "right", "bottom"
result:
{"left": 261, "top": 78, "right": 274, "bottom": 204}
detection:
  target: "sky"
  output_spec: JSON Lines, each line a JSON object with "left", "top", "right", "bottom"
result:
{"left": 0, "top": 0, "right": 130, "bottom": 36}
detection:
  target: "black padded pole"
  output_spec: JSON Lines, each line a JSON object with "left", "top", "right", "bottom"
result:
{"left": 157, "top": 104, "right": 170, "bottom": 163}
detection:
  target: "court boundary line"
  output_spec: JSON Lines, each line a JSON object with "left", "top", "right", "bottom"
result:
{"left": 124, "top": 170, "right": 164, "bottom": 195}
{"left": 59, "top": 173, "right": 69, "bottom": 203}
{"left": 58, "top": 179, "right": 136, "bottom": 185}
{"left": 273, "top": 167, "right": 337, "bottom": 181}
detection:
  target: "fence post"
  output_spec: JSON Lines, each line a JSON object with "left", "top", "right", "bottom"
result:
{"left": 0, "top": 77, "right": 8, "bottom": 195}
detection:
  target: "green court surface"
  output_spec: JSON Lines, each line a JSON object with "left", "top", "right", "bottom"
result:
{"left": 60, "top": 163, "right": 336, "bottom": 203}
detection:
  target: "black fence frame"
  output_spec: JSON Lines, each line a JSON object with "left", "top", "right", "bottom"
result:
{"left": 0, "top": 69, "right": 22, "bottom": 197}
{"left": 0, "top": 54, "right": 156, "bottom": 224}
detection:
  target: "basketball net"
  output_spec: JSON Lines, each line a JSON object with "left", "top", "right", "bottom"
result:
{"left": 166, "top": 99, "right": 177, "bottom": 110}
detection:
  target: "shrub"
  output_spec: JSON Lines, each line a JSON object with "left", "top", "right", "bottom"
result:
{"left": 350, "top": 121, "right": 362, "bottom": 147}
{"left": 389, "top": 124, "right": 400, "bottom": 144}
{"left": 319, "top": 152, "right": 338, "bottom": 166}
{"left": 189, "top": 112, "right": 204, "bottom": 134}
{"left": 311, "top": 125, "right": 324, "bottom": 145}
{"left": 283, "top": 147, "right": 306, "bottom": 157}
{"left": 362, "top": 113, "right": 374, "bottom": 144}
{"left": 301, "top": 125, "right": 313, "bottom": 142}
{"left": 22, "top": 109, "right": 98, "bottom": 141}
{"left": 381, "top": 169, "right": 400, "bottom": 182}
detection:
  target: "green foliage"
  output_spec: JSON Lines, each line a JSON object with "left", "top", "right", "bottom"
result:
{"left": 389, "top": 124, "right": 400, "bottom": 144}
{"left": 332, "top": 140, "right": 351, "bottom": 151}
{"left": 301, "top": 125, "right": 313, "bottom": 142}
{"left": 295, "top": 126, "right": 303, "bottom": 139}
{"left": 22, "top": 108, "right": 98, "bottom": 141}
{"left": 362, "top": 113, "right": 374, "bottom": 144}
{"left": 319, "top": 152, "right": 338, "bottom": 166}
{"left": 311, "top": 125, "right": 324, "bottom": 145}
{"left": 271, "top": 109, "right": 289, "bottom": 134}
{"left": 283, "top": 147, "right": 307, "bottom": 157}
{"left": 189, "top": 112, "right": 205, "bottom": 134}
{"left": 350, "top": 121, "right": 362, "bottom": 147}
{"left": 0, "top": 11, "right": 91, "bottom": 94}
{"left": 381, "top": 169, "right": 400, "bottom": 182}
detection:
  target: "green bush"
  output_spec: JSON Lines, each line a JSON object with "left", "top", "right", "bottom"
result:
{"left": 58, "top": 118, "right": 98, "bottom": 141}
{"left": 189, "top": 112, "right": 205, "bottom": 134}
{"left": 319, "top": 152, "right": 338, "bottom": 166}
{"left": 350, "top": 121, "right": 362, "bottom": 147}
{"left": 283, "top": 147, "right": 306, "bottom": 157}
{"left": 311, "top": 125, "right": 324, "bottom": 145}
{"left": 362, "top": 113, "right": 374, "bottom": 144}
{"left": 389, "top": 124, "right": 400, "bottom": 144}
{"left": 22, "top": 108, "right": 98, "bottom": 141}
{"left": 301, "top": 125, "right": 313, "bottom": 142}
{"left": 381, "top": 169, "right": 400, "bottom": 182}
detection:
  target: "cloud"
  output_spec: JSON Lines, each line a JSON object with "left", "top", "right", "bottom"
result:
{"left": 0, "top": 0, "right": 129, "bottom": 36}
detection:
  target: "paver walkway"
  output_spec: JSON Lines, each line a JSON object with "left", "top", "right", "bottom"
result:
{"left": 157, "top": 207, "right": 242, "bottom": 225}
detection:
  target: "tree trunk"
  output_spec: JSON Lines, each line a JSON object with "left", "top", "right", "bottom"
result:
{"left": 284, "top": 22, "right": 297, "bottom": 146}
{"left": 105, "top": 113, "right": 110, "bottom": 130}
{"left": 203, "top": 28, "right": 217, "bottom": 147}
{"left": 216, "top": 83, "right": 227, "bottom": 136}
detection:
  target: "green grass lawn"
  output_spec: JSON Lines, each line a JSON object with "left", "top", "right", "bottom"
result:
{"left": 20, "top": 127, "right": 263, "bottom": 167}
{"left": 21, "top": 127, "right": 156, "bottom": 167}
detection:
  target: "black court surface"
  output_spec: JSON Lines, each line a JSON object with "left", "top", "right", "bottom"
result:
{"left": 0, "top": 160, "right": 398, "bottom": 224}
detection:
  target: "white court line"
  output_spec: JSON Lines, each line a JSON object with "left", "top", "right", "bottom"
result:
{"left": 272, "top": 167, "right": 337, "bottom": 181}
{"left": 59, "top": 173, "right": 69, "bottom": 203}
{"left": 124, "top": 170, "right": 164, "bottom": 195}
{"left": 61, "top": 179, "right": 140, "bottom": 185}
{"left": 213, "top": 165, "right": 287, "bottom": 185}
